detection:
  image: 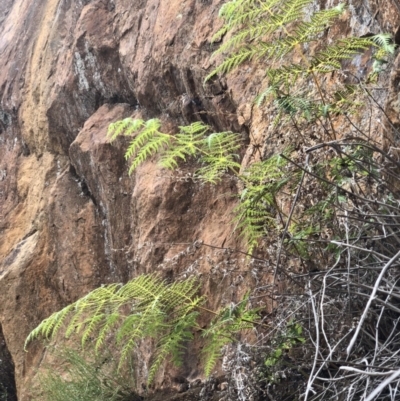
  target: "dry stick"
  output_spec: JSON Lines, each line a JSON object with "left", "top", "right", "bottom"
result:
{"left": 306, "top": 138, "right": 400, "bottom": 170}
{"left": 330, "top": 241, "right": 390, "bottom": 260}
{"left": 344, "top": 210, "right": 352, "bottom": 317}
{"left": 358, "top": 82, "right": 400, "bottom": 146}
{"left": 343, "top": 71, "right": 400, "bottom": 145}
{"left": 346, "top": 249, "right": 400, "bottom": 356}
{"left": 304, "top": 284, "right": 320, "bottom": 401}
{"left": 350, "top": 291, "right": 400, "bottom": 314}
{"left": 331, "top": 149, "right": 400, "bottom": 191}
{"left": 339, "top": 366, "right": 396, "bottom": 376}
{"left": 366, "top": 203, "right": 400, "bottom": 245}
{"left": 348, "top": 282, "right": 400, "bottom": 301}
{"left": 342, "top": 112, "right": 380, "bottom": 145}
{"left": 165, "top": 241, "right": 268, "bottom": 262}
{"left": 365, "top": 369, "right": 400, "bottom": 401}
{"left": 273, "top": 154, "right": 309, "bottom": 284}
{"left": 307, "top": 141, "right": 400, "bottom": 190}
{"left": 336, "top": 215, "right": 400, "bottom": 227}
{"left": 316, "top": 359, "right": 397, "bottom": 372}
{"left": 371, "top": 288, "right": 399, "bottom": 373}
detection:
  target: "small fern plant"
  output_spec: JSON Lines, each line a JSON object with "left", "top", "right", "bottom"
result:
{"left": 206, "top": 0, "right": 395, "bottom": 121}
{"left": 202, "top": 292, "right": 259, "bottom": 376}
{"left": 234, "top": 151, "right": 294, "bottom": 252}
{"left": 25, "top": 274, "right": 259, "bottom": 383}
{"left": 108, "top": 119, "right": 241, "bottom": 182}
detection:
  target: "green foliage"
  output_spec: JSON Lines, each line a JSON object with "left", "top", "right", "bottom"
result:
{"left": 327, "top": 145, "right": 377, "bottom": 184}
{"left": 264, "top": 321, "right": 305, "bottom": 368}
{"left": 234, "top": 152, "right": 292, "bottom": 252}
{"left": 107, "top": 120, "right": 241, "bottom": 182}
{"left": 37, "top": 348, "right": 135, "bottom": 401}
{"left": 106, "top": 0, "right": 395, "bottom": 254}
{"left": 206, "top": 0, "right": 394, "bottom": 121}
{"left": 108, "top": 118, "right": 171, "bottom": 174}
{"left": 202, "top": 293, "right": 260, "bottom": 376}
{"left": 108, "top": 112, "right": 296, "bottom": 251}
{"left": 26, "top": 275, "right": 259, "bottom": 383}
{"left": 35, "top": 1, "right": 396, "bottom": 397}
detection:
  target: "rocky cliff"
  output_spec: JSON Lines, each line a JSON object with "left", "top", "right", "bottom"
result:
{"left": 1, "top": 0, "right": 400, "bottom": 400}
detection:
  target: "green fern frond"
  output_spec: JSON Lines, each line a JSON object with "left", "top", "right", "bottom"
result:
{"left": 107, "top": 118, "right": 144, "bottom": 142}
{"left": 208, "top": 0, "right": 392, "bottom": 124}
{"left": 218, "top": 0, "right": 273, "bottom": 26}
{"left": 214, "top": 26, "right": 269, "bottom": 56}
{"left": 269, "top": 0, "right": 312, "bottom": 28}
{"left": 27, "top": 273, "right": 260, "bottom": 383}
{"left": 234, "top": 154, "right": 291, "bottom": 250}
{"left": 275, "top": 93, "right": 316, "bottom": 118}
{"left": 203, "top": 334, "right": 232, "bottom": 377}
{"left": 26, "top": 275, "right": 207, "bottom": 381}
{"left": 159, "top": 122, "right": 209, "bottom": 169}
{"left": 24, "top": 304, "right": 74, "bottom": 349}
{"left": 124, "top": 119, "right": 171, "bottom": 174}
{"left": 234, "top": 199, "right": 276, "bottom": 253}
{"left": 266, "top": 64, "right": 305, "bottom": 89}
{"left": 372, "top": 33, "right": 396, "bottom": 56}
{"left": 107, "top": 118, "right": 243, "bottom": 180}
{"left": 197, "top": 157, "right": 241, "bottom": 183}
{"left": 277, "top": 6, "right": 345, "bottom": 52}
{"left": 265, "top": 36, "right": 384, "bottom": 90}
{"left": 202, "top": 293, "right": 259, "bottom": 376}
{"left": 117, "top": 274, "right": 165, "bottom": 303}
{"left": 148, "top": 312, "right": 197, "bottom": 383}
{"left": 206, "top": 48, "right": 256, "bottom": 81}
{"left": 207, "top": 0, "right": 331, "bottom": 80}
{"left": 81, "top": 310, "right": 106, "bottom": 348}
{"left": 166, "top": 277, "right": 203, "bottom": 309}
{"left": 193, "top": 131, "right": 241, "bottom": 182}
{"left": 312, "top": 37, "right": 375, "bottom": 68}
{"left": 95, "top": 312, "right": 120, "bottom": 352}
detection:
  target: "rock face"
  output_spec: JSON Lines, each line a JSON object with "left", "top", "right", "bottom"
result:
{"left": 0, "top": 0, "right": 399, "bottom": 400}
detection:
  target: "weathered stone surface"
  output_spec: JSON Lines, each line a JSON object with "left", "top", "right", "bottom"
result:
{"left": 0, "top": 324, "right": 17, "bottom": 401}
{"left": 0, "top": 0, "right": 400, "bottom": 400}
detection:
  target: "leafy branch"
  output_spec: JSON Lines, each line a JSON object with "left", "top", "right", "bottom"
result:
{"left": 107, "top": 120, "right": 241, "bottom": 183}
{"left": 25, "top": 275, "right": 260, "bottom": 383}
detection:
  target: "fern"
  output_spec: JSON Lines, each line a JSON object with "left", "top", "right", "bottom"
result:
{"left": 107, "top": 118, "right": 143, "bottom": 142}
{"left": 159, "top": 122, "right": 208, "bottom": 169}
{"left": 196, "top": 131, "right": 241, "bottom": 183}
{"left": 26, "top": 275, "right": 259, "bottom": 383}
{"left": 107, "top": 118, "right": 242, "bottom": 182}
{"left": 234, "top": 152, "right": 292, "bottom": 252}
{"left": 121, "top": 119, "right": 171, "bottom": 174}
{"left": 148, "top": 311, "right": 198, "bottom": 383}
{"left": 202, "top": 293, "right": 259, "bottom": 376}
{"left": 206, "top": 0, "right": 394, "bottom": 122}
